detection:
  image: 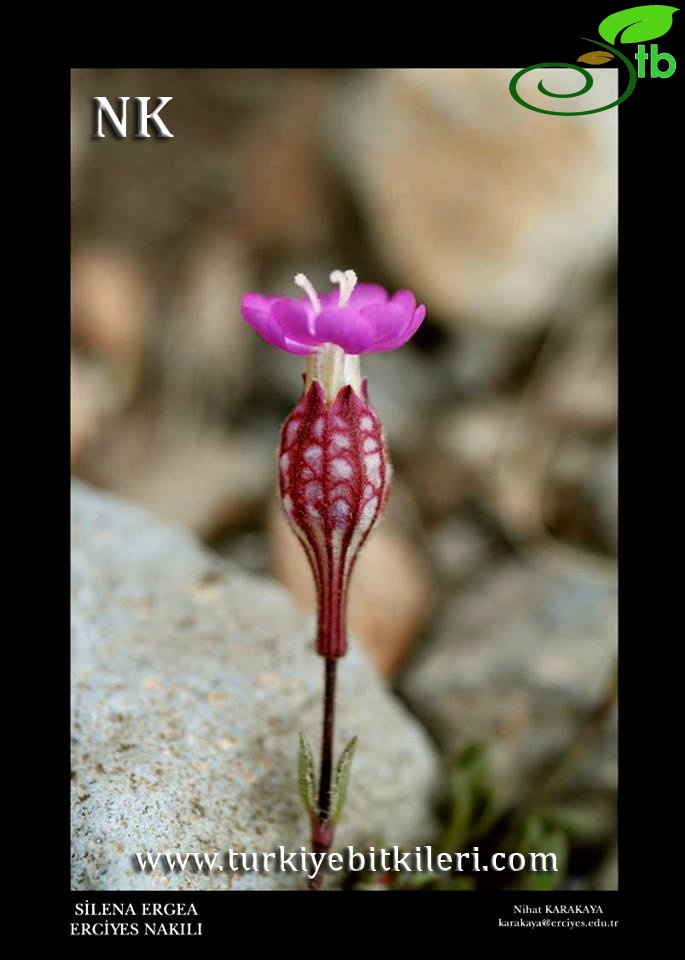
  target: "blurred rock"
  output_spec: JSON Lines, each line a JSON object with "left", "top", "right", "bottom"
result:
{"left": 536, "top": 305, "right": 617, "bottom": 433}
{"left": 593, "top": 438, "right": 618, "bottom": 554}
{"left": 546, "top": 436, "right": 618, "bottom": 554}
{"left": 71, "top": 352, "right": 128, "bottom": 467}
{"left": 156, "top": 237, "right": 254, "bottom": 414}
{"left": 72, "top": 248, "right": 148, "bottom": 366}
{"left": 426, "top": 515, "right": 494, "bottom": 585}
{"left": 399, "top": 559, "right": 617, "bottom": 805}
{"left": 360, "top": 348, "right": 446, "bottom": 457}
{"left": 71, "top": 481, "right": 440, "bottom": 890}
{"left": 269, "top": 500, "right": 433, "bottom": 678}
{"left": 444, "top": 328, "right": 532, "bottom": 397}
{"left": 216, "top": 529, "right": 270, "bottom": 577}
{"left": 403, "top": 432, "right": 470, "bottom": 519}
{"left": 432, "top": 397, "right": 618, "bottom": 557}
{"left": 540, "top": 354, "right": 617, "bottom": 434}
{"left": 330, "top": 69, "right": 617, "bottom": 330}
{"left": 232, "top": 74, "right": 336, "bottom": 248}
{"left": 78, "top": 414, "right": 275, "bottom": 540}
{"left": 407, "top": 398, "right": 530, "bottom": 522}
{"left": 426, "top": 401, "right": 515, "bottom": 514}
{"left": 544, "top": 439, "right": 601, "bottom": 548}
{"left": 437, "top": 401, "right": 513, "bottom": 478}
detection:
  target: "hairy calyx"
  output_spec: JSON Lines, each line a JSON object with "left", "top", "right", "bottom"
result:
{"left": 279, "top": 378, "right": 391, "bottom": 658}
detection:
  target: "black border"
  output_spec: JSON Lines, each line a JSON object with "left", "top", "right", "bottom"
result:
{"left": 44, "top": 3, "right": 678, "bottom": 939}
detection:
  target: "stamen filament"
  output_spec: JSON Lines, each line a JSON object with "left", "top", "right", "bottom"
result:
{"left": 294, "top": 273, "right": 323, "bottom": 318}
{"left": 330, "top": 268, "right": 358, "bottom": 308}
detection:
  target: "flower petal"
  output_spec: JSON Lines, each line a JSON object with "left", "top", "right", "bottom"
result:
{"left": 371, "top": 304, "right": 426, "bottom": 352}
{"left": 241, "top": 291, "right": 278, "bottom": 316}
{"left": 283, "top": 336, "right": 317, "bottom": 355}
{"left": 241, "top": 285, "right": 424, "bottom": 355}
{"left": 243, "top": 308, "right": 287, "bottom": 349}
{"left": 390, "top": 289, "right": 417, "bottom": 313}
{"left": 318, "top": 289, "right": 343, "bottom": 310}
{"left": 240, "top": 293, "right": 311, "bottom": 354}
{"left": 317, "top": 284, "right": 387, "bottom": 311}
{"left": 272, "top": 298, "right": 319, "bottom": 343}
{"left": 315, "top": 306, "right": 374, "bottom": 354}
{"left": 360, "top": 302, "right": 412, "bottom": 345}
{"left": 348, "top": 283, "right": 389, "bottom": 309}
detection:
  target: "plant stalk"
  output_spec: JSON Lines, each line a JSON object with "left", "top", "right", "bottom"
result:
{"left": 309, "top": 656, "right": 338, "bottom": 890}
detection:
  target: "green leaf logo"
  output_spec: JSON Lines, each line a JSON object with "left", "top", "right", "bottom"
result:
{"left": 598, "top": 4, "right": 679, "bottom": 44}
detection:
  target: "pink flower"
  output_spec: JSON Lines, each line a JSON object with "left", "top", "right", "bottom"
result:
{"left": 241, "top": 269, "right": 426, "bottom": 355}
{"left": 239, "top": 267, "right": 423, "bottom": 874}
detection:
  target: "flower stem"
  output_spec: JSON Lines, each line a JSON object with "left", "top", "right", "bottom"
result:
{"left": 309, "top": 656, "right": 338, "bottom": 890}
{"left": 318, "top": 657, "right": 337, "bottom": 821}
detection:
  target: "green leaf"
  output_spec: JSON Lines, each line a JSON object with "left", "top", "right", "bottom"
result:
{"left": 298, "top": 733, "right": 316, "bottom": 814}
{"left": 598, "top": 5, "right": 679, "bottom": 44}
{"left": 542, "top": 800, "right": 615, "bottom": 844}
{"left": 508, "top": 813, "right": 569, "bottom": 892}
{"left": 331, "top": 736, "right": 357, "bottom": 822}
{"left": 525, "top": 825, "right": 569, "bottom": 891}
{"left": 442, "top": 743, "right": 500, "bottom": 849}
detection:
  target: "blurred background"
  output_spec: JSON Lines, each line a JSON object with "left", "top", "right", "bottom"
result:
{"left": 71, "top": 68, "right": 618, "bottom": 890}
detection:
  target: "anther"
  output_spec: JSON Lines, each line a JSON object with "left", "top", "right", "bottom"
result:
{"left": 294, "top": 273, "right": 323, "bottom": 317}
{"left": 330, "top": 269, "right": 358, "bottom": 307}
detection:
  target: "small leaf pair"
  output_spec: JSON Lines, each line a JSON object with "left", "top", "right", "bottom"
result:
{"left": 298, "top": 733, "right": 357, "bottom": 823}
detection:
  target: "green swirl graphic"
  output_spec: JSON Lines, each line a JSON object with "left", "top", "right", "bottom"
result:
{"left": 509, "top": 38, "right": 637, "bottom": 115}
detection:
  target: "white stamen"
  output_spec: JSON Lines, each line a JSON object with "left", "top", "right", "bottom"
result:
{"left": 330, "top": 268, "right": 358, "bottom": 307}
{"left": 344, "top": 269, "right": 358, "bottom": 299}
{"left": 294, "top": 273, "right": 322, "bottom": 319}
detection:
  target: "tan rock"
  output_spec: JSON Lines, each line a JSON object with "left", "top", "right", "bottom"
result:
{"left": 268, "top": 500, "right": 432, "bottom": 678}
{"left": 71, "top": 248, "right": 148, "bottom": 364}
{"left": 78, "top": 413, "right": 274, "bottom": 540}
{"left": 155, "top": 237, "right": 254, "bottom": 413}
{"left": 71, "top": 352, "right": 127, "bottom": 467}
{"left": 330, "top": 68, "right": 617, "bottom": 330}
{"left": 433, "top": 391, "right": 617, "bottom": 565}
{"left": 536, "top": 304, "right": 618, "bottom": 433}
{"left": 232, "top": 74, "right": 336, "bottom": 248}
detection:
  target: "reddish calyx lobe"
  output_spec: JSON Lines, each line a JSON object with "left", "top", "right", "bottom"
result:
{"left": 279, "top": 379, "right": 390, "bottom": 658}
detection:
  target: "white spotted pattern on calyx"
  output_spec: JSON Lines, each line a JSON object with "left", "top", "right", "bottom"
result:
{"left": 278, "top": 378, "right": 391, "bottom": 658}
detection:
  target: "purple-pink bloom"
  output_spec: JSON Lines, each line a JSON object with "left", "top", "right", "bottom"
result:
{"left": 241, "top": 273, "right": 426, "bottom": 355}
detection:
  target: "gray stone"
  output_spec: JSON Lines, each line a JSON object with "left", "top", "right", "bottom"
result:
{"left": 594, "top": 439, "right": 618, "bottom": 554}
{"left": 71, "top": 481, "right": 439, "bottom": 890}
{"left": 426, "top": 516, "right": 494, "bottom": 586}
{"left": 399, "top": 559, "right": 617, "bottom": 805}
